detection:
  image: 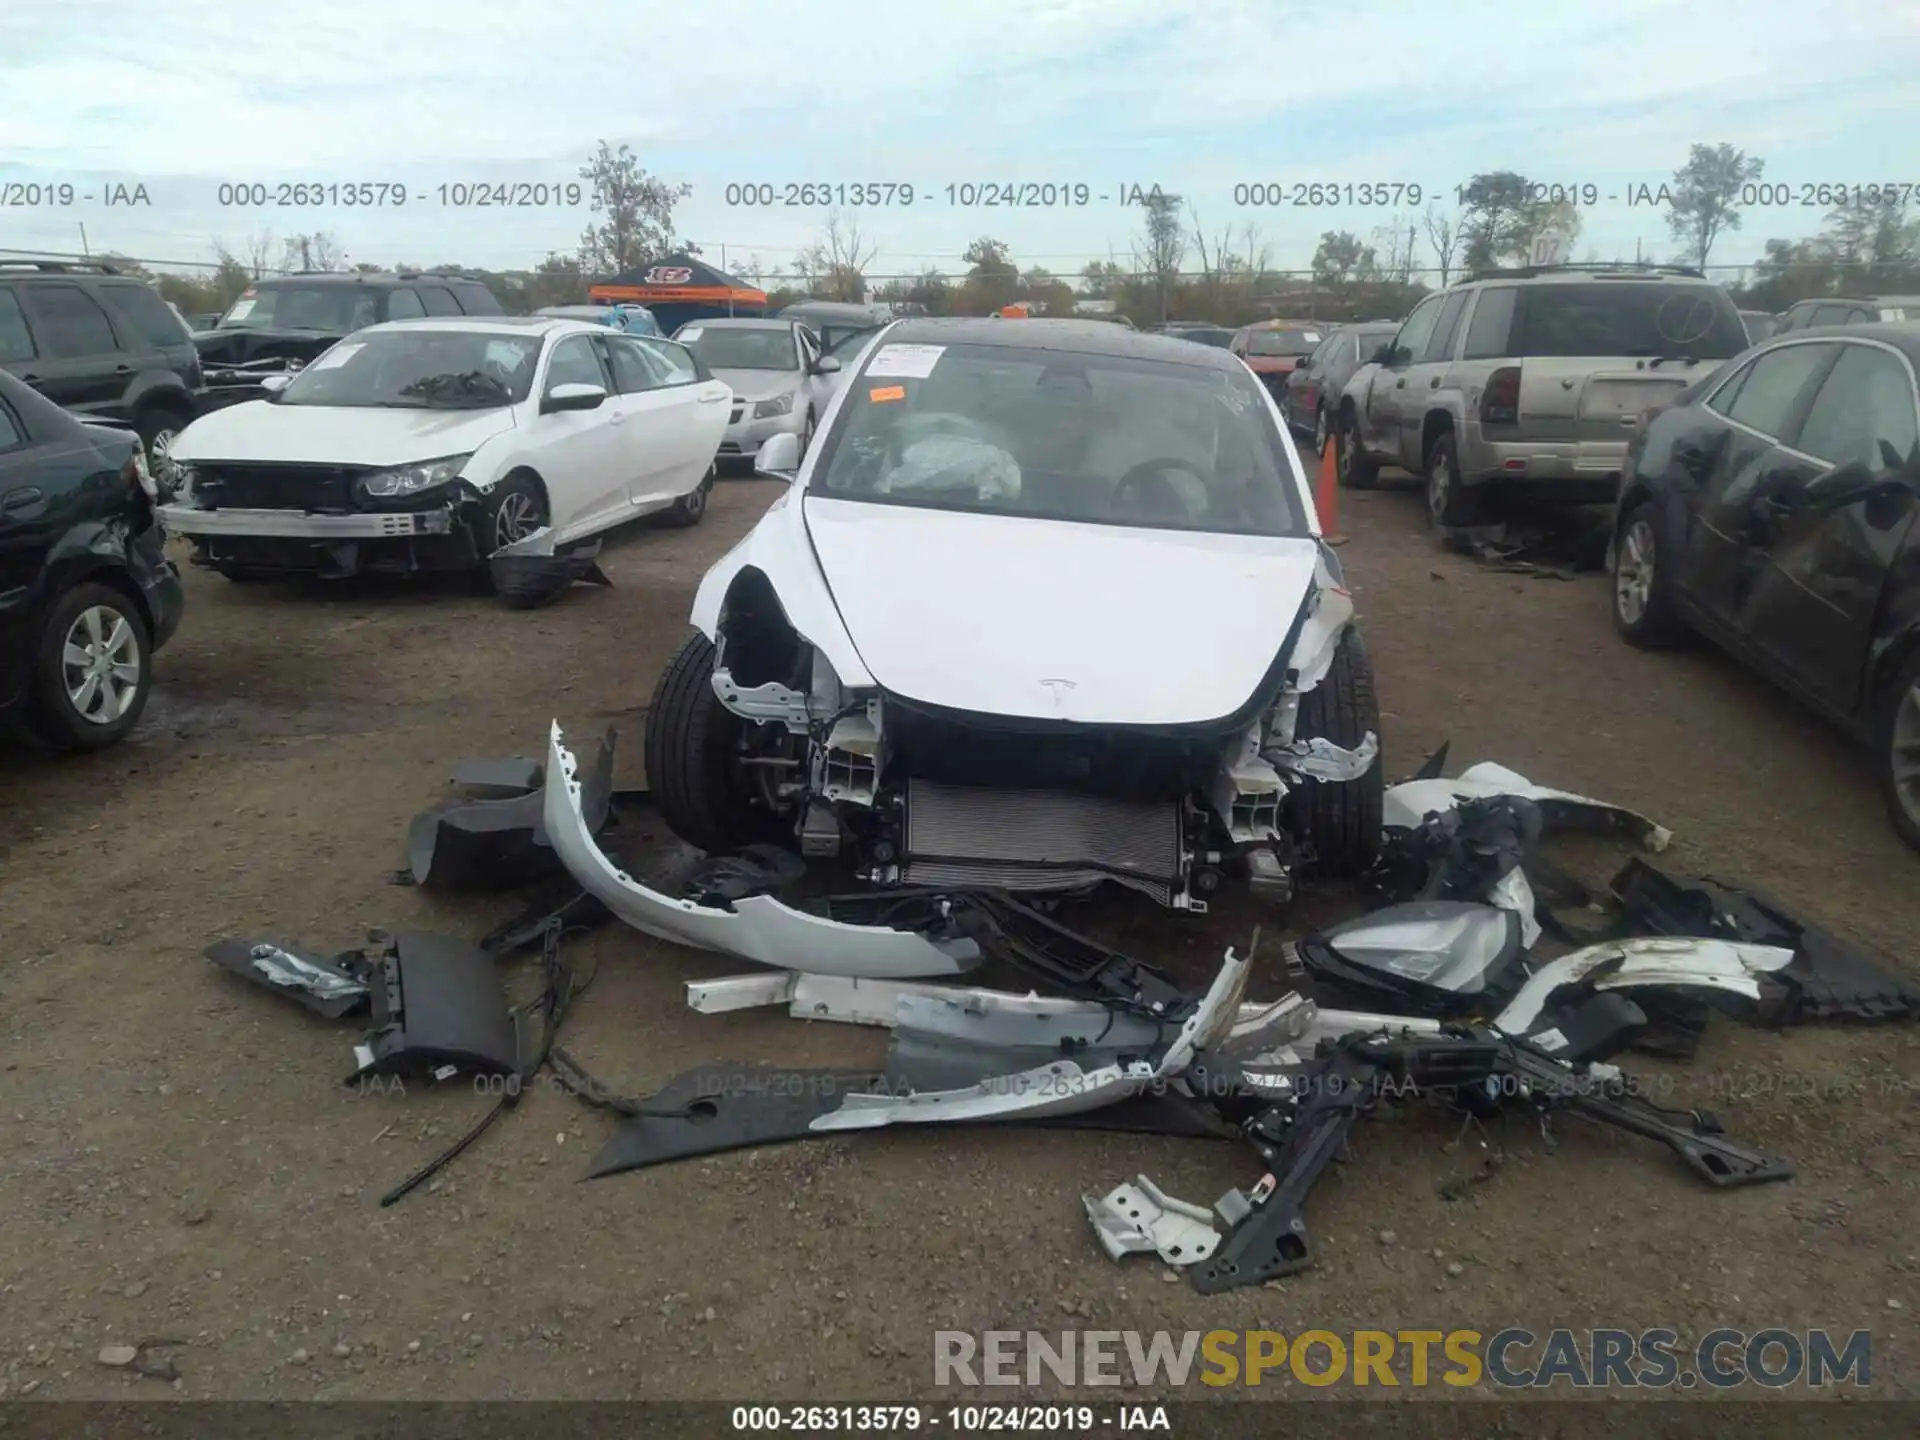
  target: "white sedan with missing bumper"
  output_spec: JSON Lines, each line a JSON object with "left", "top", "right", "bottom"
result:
{"left": 158, "top": 317, "right": 732, "bottom": 581}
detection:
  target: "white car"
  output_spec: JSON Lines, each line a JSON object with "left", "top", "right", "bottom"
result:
{"left": 670, "top": 318, "right": 841, "bottom": 466}
{"left": 619, "top": 316, "right": 1383, "bottom": 913}
{"left": 159, "top": 317, "right": 731, "bottom": 581}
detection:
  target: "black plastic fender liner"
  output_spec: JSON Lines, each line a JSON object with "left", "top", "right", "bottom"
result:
{"left": 348, "top": 931, "right": 521, "bottom": 1083}
{"left": 583, "top": 1066, "right": 1237, "bottom": 1179}
{"left": 406, "top": 729, "right": 616, "bottom": 890}
{"left": 490, "top": 534, "right": 612, "bottom": 610}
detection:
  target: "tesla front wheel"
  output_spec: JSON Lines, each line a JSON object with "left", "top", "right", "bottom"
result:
{"left": 644, "top": 632, "right": 780, "bottom": 854}
{"left": 1283, "top": 627, "right": 1383, "bottom": 876}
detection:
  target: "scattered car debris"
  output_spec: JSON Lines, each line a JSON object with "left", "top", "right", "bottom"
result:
{"left": 1284, "top": 901, "right": 1528, "bottom": 1018}
{"left": 95, "top": 1338, "right": 187, "bottom": 1381}
{"left": 1084, "top": 1177, "right": 1222, "bottom": 1267}
{"left": 488, "top": 528, "right": 612, "bottom": 610}
{"left": 204, "top": 938, "right": 371, "bottom": 1019}
{"left": 1610, "top": 859, "right": 1920, "bottom": 1024}
{"left": 543, "top": 721, "right": 982, "bottom": 976}
{"left": 1384, "top": 760, "right": 1673, "bottom": 852}
{"left": 349, "top": 930, "right": 520, "bottom": 1083}
{"left": 1440, "top": 509, "right": 1611, "bottom": 579}
{"left": 407, "top": 729, "right": 616, "bottom": 889}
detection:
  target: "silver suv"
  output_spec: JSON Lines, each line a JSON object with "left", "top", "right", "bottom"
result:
{"left": 1335, "top": 264, "right": 1750, "bottom": 529}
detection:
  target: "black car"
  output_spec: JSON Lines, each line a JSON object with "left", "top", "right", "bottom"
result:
{"left": 193, "top": 271, "right": 506, "bottom": 393}
{"left": 0, "top": 368, "right": 184, "bottom": 752}
{"left": 1772, "top": 295, "right": 1920, "bottom": 335}
{"left": 0, "top": 259, "right": 206, "bottom": 481}
{"left": 1609, "top": 322, "right": 1920, "bottom": 848}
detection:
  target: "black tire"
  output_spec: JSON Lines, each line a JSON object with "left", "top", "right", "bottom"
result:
{"left": 134, "top": 402, "right": 193, "bottom": 491}
{"left": 643, "top": 631, "right": 773, "bottom": 854}
{"left": 469, "top": 473, "right": 549, "bottom": 594}
{"left": 1283, "top": 627, "right": 1384, "bottom": 876}
{"left": 1424, "top": 430, "right": 1483, "bottom": 529}
{"left": 25, "top": 580, "right": 153, "bottom": 752}
{"left": 664, "top": 465, "right": 714, "bottom": 528}
{"left": 1878, "top": 647, "right": 1920, "bottom": 853}
{"left": 1610, "top": 500, "right": 1688, "bottom": 647}
{"left": 797, "top": 410, "right": 816, "bottom": 459}
{"left": 1336, "top": 409, "right": 1379, "bottom": 489}
{"left": 1311, "top": 405, "right": 1331, "bottom": 458}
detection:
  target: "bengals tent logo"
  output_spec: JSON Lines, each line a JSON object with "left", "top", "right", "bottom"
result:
{"left": 644, "top": 266, "right": 694, "bottom": 284}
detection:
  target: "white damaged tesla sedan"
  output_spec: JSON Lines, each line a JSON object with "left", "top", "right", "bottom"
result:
{"left": 158, "top": 318, "right": 731, "bottom": 581}
{"left": 636, "top": 317, "right": 1383, "bottom": 911}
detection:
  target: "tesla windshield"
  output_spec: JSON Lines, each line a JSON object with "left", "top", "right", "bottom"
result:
{"left": 810, "top": 342, "right": 1306, "bottom": 537}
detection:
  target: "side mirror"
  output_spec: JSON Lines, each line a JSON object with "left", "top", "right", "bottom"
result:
{"left": 755, "top": 430, "right": 802, "bottom": 479}
{"left": 259, "top": 373, "right": 292, "bottom": 395}
{"left": 814, "top": 355, "right": 842, "bottom": 375}
{"left": 541, "top": 382, "right": 607, "bottom": 414}
{"left": 1370, "top": 344, "right": 1396, "bottom": 366}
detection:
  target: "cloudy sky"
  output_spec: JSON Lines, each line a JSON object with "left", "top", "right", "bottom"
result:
{"left": 5, "top": 0, "right": 1918, "bottom": 284}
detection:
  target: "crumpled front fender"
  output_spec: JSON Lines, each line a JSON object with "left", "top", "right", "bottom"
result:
{"left": 542, "top": 722, "right": 974, "bottom": 977}
{"left": 1492, "top": 936, "right": 1797, "bottom": 1037}
{"left": 688, "top": 492, "right": 874, "bottom": 688}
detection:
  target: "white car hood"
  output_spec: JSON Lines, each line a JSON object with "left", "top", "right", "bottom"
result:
{"left": 711, "top": 369, "right": 802, "bottom": 404}
{"left": 172, "top": 401, "right": 516, "bottom": 468}
{"left": 801, "top": 497, "right": 1322, "bottom": 725}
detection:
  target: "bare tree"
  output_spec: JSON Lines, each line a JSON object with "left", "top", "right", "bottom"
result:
{"left": 1371, "top": 214, "right": 1421, "bottom": 287}
{"left": 1131, "top": 190, "right": 1185, "bottom": 323}
{"left": 280, "top": 232, "right": 343, "bottom": 272}
{"left": 1421, "top": 201, "right": 1460, "bottom": 286}
{"left": 577, "top": 140, "right": 696, "bottom": 275}
{"left": 816, "top": 210, "right": 878, "bottom": 301}
{"left": 1666, "top": 142, "right": 1766, "bottom": 268}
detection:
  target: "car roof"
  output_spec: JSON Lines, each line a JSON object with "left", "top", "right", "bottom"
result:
{"left": 354, "top": 316, "right": 594, "bottom": 338}
{"left": 685, "top": 317, "right": 794, "bottom": 330}
{"left": 1790, "top": 295, "right": 1920, "bottom": 307}
{"left": 256, "top": 272, "right": 488, "bottom": 287}
{"left": 878, "top": 316, "right": 1245, "bottom": 370}
{"left": 1755, "top": 320, "right": 1920, "bottom": 360}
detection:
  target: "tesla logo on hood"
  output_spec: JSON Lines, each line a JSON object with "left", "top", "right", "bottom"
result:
{"left": 1038, "top": 678, "right": 1078, "bottom": 708}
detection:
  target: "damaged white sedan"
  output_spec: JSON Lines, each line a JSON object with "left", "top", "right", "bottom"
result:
{"left": 640, "top": 317, "right": 1384, "bottom": 910}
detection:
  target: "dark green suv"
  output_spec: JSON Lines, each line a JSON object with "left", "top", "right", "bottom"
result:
{"left": 0, "top": 260, "right": 206, "bottom": 481}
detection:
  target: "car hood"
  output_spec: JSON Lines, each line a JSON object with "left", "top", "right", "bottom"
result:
{"left": 172, "top": 400, "right": 517, "bottom": 468}
{"left": 801, "top": 497, "right": 1320, "bottom": 725}
{"left": 712, "top": 369, "right": 803, "bottom": 403}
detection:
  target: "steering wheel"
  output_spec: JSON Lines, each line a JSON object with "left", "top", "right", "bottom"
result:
{"left": 1111, "top": 457, "right": 1211, "bottom": 521}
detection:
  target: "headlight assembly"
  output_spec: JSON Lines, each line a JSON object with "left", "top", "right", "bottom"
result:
{"left": 753, "top": 394, "right": 793, "bottom": 419}
{"left": 358, "top": 454, "right": 472, "bottom": 500}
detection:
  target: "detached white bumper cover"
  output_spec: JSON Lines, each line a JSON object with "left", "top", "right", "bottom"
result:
{"left": 541, "top": 722, "right": 980, "bottom": 977}
{"left": 156, "top": 505, "right": 454, "bottom": 539}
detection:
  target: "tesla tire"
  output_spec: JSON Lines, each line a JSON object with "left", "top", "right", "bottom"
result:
{"left": 644, "top": 631, "right": 774, "bottom": 855}
{"left": 1283, "top": 627, "right": 1384, "bottom": 876}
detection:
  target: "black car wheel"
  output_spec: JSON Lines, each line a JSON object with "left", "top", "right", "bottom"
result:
{"left": 643, "top": 631, "right": 779, "bottom": 854}
{"left": 1880, "top": 648, "right": 1920, "bottom": 853}
{"left": 27, "top": 581, "right": 153, "bottom": 752}
{"left": 1611, "top": 501, "right": 1688, "bottom": 647}
{"left": 1337, "top": 410, "right": 1378, "bottom": 489}
{"left": 1312, "top": 406, "right": 1330, "bottom": 458}
{"left": 1282, "top": 627, "right": 1384, "bottom": 876}
{"left": 664, "top": 465, "right": 714, "bottom": 528}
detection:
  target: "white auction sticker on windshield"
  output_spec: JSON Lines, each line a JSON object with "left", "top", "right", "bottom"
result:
{"left": 865, "top": 344, "right": 945, "bottom": 379}
{"left": 310, "top": 342, "right": 365, "bottom": 370}
{"left": 224, "top": 299, "right": 256, "bottom": 322}
{"left": 677, "top": 326, "right": 704, "bottom": 341}
{"left": 1301, "top": 332, "right": 1321, "bottom": 342}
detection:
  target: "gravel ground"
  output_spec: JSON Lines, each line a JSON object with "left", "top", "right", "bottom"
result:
{"left": 2, "top": 472, "right": 1918, "bottom": 1406}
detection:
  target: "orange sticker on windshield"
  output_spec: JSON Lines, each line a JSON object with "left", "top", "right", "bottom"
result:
{"left": 869, "top": 384, "right": 906, "bottom": 402}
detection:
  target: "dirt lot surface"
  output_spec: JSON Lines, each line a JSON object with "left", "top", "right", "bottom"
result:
{"left": 4, "top": 472, "right": 1919, "bottom": 1407}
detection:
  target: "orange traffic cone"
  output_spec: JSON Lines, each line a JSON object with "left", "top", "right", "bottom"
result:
{"left": 1316, "top": 432, "right": 1348, "bottom": 546}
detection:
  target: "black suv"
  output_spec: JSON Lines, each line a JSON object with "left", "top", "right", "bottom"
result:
{"left": 193, "top": 270, "right": 507, "bottom": 376}
{"left": 0, "top": 368, "right": 184, "bottom": 753}
{"left": 0, "top": 259, "right": 206, "bottom": 481}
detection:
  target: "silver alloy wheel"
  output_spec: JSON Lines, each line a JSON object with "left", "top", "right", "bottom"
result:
{"left": 1616, "top": 517, "right": 1657, "bottom": 625}
{"left": 1337, "top": 423, "right": 1351, "bottom": 482}
{"left": 1427, "top": 453, "right": 1452, "bottom": 526}
{"left": 683, "top": 476, "right": 708, "bottom": 518}
{"left": 1892, "top": 680, "right": 1920, "bottom": 831}
{"left": 1313, "top": 408, "right": 1329, "bottom": 456}
{"left": 149, "top": 428, "right": 178, "bottom": 488}
{"left": 62, "top": 604, "right": 141, "bottom": 726}
{"left": 494, "top": 491, "right": 542, "bottom": 547}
